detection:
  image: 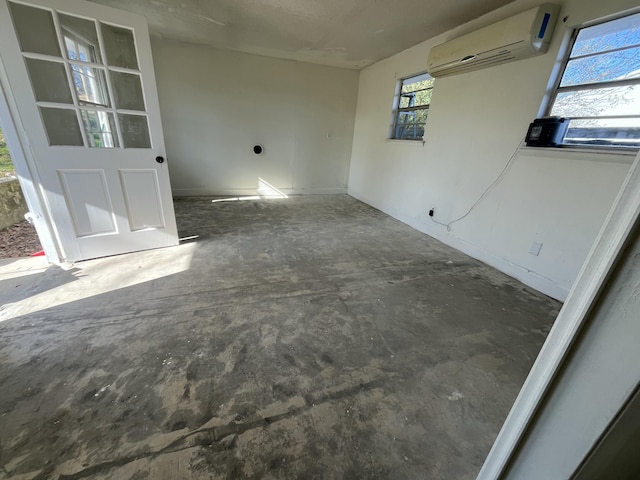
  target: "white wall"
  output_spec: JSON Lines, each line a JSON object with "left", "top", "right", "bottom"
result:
{"left": 348, "top": 0, "right": 638, "bottom": 300}
{"left": 503, "top": 218, "right": 640, "bottom": 479}
{"left": 152, "top": 40, "right": 359, "bottom": 196}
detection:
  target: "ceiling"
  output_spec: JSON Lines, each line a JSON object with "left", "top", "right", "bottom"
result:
{"left": 88, "top": 0, "right": 516, "bottom": 69}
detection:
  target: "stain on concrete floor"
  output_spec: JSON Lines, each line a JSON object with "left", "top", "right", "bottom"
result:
{"left": 0, "top": 195, "right": 561, "bottom": 479}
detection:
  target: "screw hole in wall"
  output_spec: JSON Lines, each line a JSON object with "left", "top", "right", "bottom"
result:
{"left": 253, "top": 144, "right": 264, "bottom": 155}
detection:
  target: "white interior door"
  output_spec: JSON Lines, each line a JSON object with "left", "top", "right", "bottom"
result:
{"left": 0, "top": 0, "right": 178, "bottom": 262}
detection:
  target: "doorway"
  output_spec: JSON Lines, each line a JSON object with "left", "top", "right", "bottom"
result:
{"left": 0, "top": 125, "right": 42, "bottom": 258}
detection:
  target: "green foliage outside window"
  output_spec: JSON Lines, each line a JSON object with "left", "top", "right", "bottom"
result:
{"left": 0, "top": 128, "right": 16, "bottom": 176}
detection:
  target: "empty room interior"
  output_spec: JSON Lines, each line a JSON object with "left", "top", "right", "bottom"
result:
{"left": 1, "top": 0, "right": 639, "bottom": 479}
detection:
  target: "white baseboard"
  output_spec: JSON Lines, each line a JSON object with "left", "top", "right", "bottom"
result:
{"left": 173, "top": 187, "right": 347, "bottom": 197}
{"left": 431, "top": 231, "right": 569, "bottom": 302}
{"left": 348, "top": 188, "right": 568, "bottom": 302}
{"left": 290, "top": 187, "right": 348, "bottom": 195}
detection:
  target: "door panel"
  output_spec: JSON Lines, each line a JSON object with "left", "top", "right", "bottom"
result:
{"left": 58, "top": 169, "right": 116, "bottom": 237}
{"left": 119, "top": 170, "right": 165, "bottom": 231}
{"left": 0, "top": 0, "right": 178, "bottom": 262}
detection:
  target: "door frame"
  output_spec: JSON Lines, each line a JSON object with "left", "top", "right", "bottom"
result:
{"left": 477, "top": 148, "right": 640, "bottom": 478}
{"left": 0, "top": 58, "right": 62, "bottom": 264}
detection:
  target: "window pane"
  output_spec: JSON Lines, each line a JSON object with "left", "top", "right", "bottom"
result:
{"left": 401, "top": 73, "right": 434, "bottom": 92}
{"left": 101, "top": 23, "right": 138, "bottom": 69}
{"left": 119, "top": 114, "right": 150, "bottom": 148}
{"left": 59, "top": 14, "right": 102, "bottom": 64}
{"left": 551, "top": 85, "right": 639, "bottom": 118}
{"left": 572, "top": 12, "right": 640, "bottom": 57}
{"left": 70, "top": 64, "right": 110, "bottom": 107}
{"left": 415, "top": 109, "right": 429, "bottom": 123}
{"left": 396, "top": 110, "right": 427, "bottom": 140}
{"left": 397, "top": 109, "right": 429, "bottom": 124}
{"left": 564, "top": 118, "right": 640, "bottom": 147}
{"left": 395, "top": 123, "right": 425, "bottom": 140}
{"left": 402, "top": 79, "right": 434, "bottom": 93}
{"left": 110, "top": 71, "right": 145, "bottom": 111}
{"left": 80, "top": 110, "right": 119, "bottom": 148}
{"left": 25, "top": 59, "right": 73, "bottom": 104}
{"left": 413, "top": 89, "right": 433, "bottom": 106}
{"left": 399, "top": 90, "right": 432, "bottom": 108}
{"left": 399, "top": 95, "right": 413, "bottom": 109}
{"left": 9, "top": 2, "right": 61, "bottom": 57}
{"left": 40, "top": 108, "right": 83, "bottom": 146}
{"left": 560, "top": 47, "right": 640, "bottom": 86}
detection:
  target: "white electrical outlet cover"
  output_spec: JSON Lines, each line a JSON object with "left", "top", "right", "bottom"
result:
{"left": 529, "top": 241, "right": 543, "bottom": 256}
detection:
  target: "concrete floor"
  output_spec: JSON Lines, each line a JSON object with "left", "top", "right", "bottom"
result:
{"left": 0, "top": 195, "right": 561, "bottom": 480}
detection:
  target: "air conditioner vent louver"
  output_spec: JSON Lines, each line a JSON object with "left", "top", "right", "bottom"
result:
{"left": 440, "top": 55, "right": 516, "bottom": 76}
{"left": 427, "top": 4, "right": 560, "bottom": 78}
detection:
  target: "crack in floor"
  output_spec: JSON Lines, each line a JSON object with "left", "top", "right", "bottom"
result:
{"left": 53, "top": 376, "right": 391, "bottom": 479}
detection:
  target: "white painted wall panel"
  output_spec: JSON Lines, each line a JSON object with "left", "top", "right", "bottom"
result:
{"left": 504, "top": 224, "right": 640, "bottom": 479}
{"left": 348, "top": 0, "right": 638, "bottom": 300}
{"left": 152, "top": 41, "right": 359, "bottom": 196}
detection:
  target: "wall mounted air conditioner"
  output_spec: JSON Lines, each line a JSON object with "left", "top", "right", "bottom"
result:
{"left": 427, "top": 3, "right": 560, "bottom": 78}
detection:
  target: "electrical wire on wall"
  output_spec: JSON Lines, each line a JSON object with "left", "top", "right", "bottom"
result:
{"left": 430, "top": 137, "right": 525, "bottom": 232}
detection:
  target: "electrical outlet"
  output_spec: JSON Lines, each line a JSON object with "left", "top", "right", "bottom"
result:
{"left": 529, "top": 241, "right": 543, "bottom": 256}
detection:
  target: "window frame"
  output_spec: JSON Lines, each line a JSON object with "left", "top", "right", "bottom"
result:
{"left": 390, "top": 72, "right": 434, "bottom": 141}
{"left": 544, "top": 11, "right": 640, "bottom": 150}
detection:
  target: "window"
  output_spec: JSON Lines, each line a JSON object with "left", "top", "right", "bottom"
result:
{"left": 547, "top": 12, "right": 640, "bottom": 148}
{"left": 62, "top": 25, "right": 116, "bottom": 148}
{"left": 391, "top": 73, "right": 434, "bottom": 140}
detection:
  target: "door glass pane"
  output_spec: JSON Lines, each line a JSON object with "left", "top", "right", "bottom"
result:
{"left": 70, "top": 64, "right": 110, "bottom": 107}
{"left": 111, "top": 72, "right": 145, "bottom": 111}
{"left": 9, "top": 2, "right": 61, "bottom": 57}
{"left": 25, "top": 59, "right": 73, "bottom": 104}
{"left": 59, "top": 14, "right": 102, "bottom": 64}
{"left": 101, "top": 23, "right": 138, "bottom": 69}
{"left": 40, "top": 108, "right": 83, "bottom": 146}
{"left": 119, "top": 114, "right": 150, "bottom": 148}
{"left": 80, "top": 110, "right": 119, "bottom": 148}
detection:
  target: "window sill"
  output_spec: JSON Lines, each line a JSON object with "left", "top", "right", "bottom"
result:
{"left": 520, "top": 145, "right": 638, "bottom": 164}
{"left": 386, "top": 138, "right": 425, "bottom": 145}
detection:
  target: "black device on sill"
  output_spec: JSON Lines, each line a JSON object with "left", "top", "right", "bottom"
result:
{"left": 525, "top": 117, "right": 568, "bottom": 147}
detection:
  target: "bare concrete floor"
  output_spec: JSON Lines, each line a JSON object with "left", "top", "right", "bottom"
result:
{"left": 0, "top": 195, "right": 561, "bottom": 479}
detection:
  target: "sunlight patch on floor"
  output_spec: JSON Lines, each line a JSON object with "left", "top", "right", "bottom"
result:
{"left": 211, "top": 196, "right": 261, "bottom": 203}
{"left": 209, "top": 178, "right": 288, "bottom": 204}
{"left": 0, "top": 242, "right": 197, "bottom": 322}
